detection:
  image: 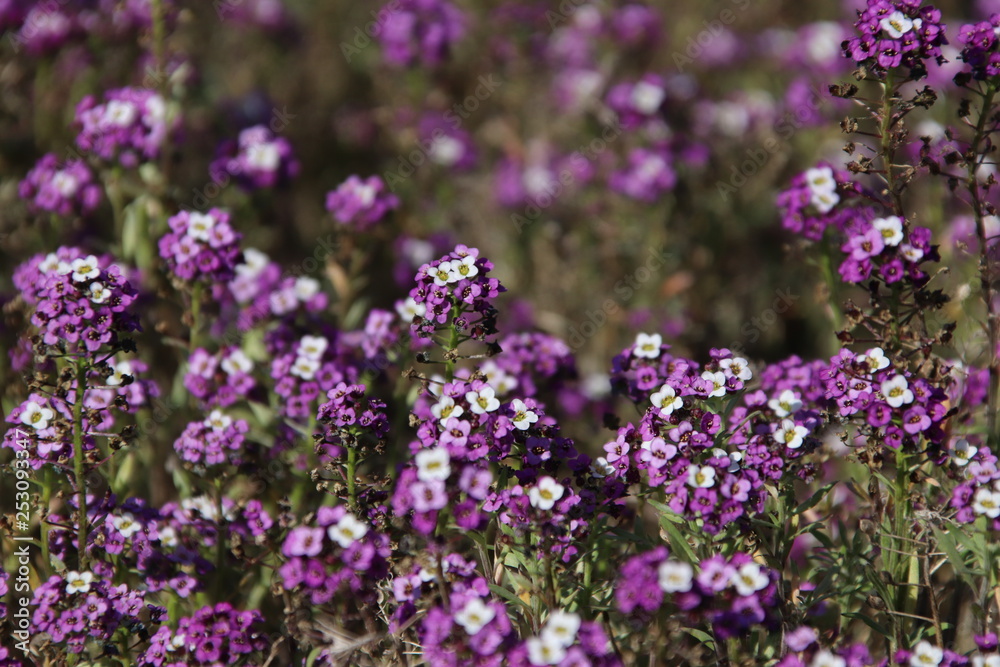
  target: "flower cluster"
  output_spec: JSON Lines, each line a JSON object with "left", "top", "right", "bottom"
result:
{"left": 173, "top": 410, "right": 252, "bottom": 470}
{"left": 616, "top": 548, "right": 779, "bottom": 639}
{"left": 159, "top": 209, "right": 243, "bottom": 286}
{"left": 957, "top": 16, "right": 1000, "bottom": 81}
{"left": 837, "top": 214, "right": 936, "bottom": 284}
{"left": 269, "top": 333, "right": 357, "bottom": 422}
{"left": 19, "top": 154, "right": 102, "bottom": 216}
{"left": 378, "top": 0, "right": 467, "bottom": 68}
{"left": 184, "top": 347, "right": 257, "bottom": 408}
{"left": 278, "top": 506, "right": 391, "bottom": 606}
{"left": 325, "top": 174, "right": 399, "bottom": 231}
{"left": 228, "top": 248, "right": 328, "bottom": 328}
{"left": 74, "top": 87, "right": 172, "bottom": 167}
{"left": 24, "top": 251, "right": 139, "bottom": 355}
{"left": 138, "top": 603, "right": 268, "bottom": 666}
{"left": 316, "top": 381, "right": 390, "bottom": 460}
{"left": 408, "top": 245, "right": 505, "bottom": 340}
{"left": 843, "top": 0, "right": 948, "bottom": 77}
{"left": 211, "top": 125, "right": 298, "bottom": 191}
{"left": 31, "top": 572, "right": 163, "bottom": 656}
{"left": 822, "top": 346, "right": 949, "bottom": 449}
{"left": 776, "top": 164, "right": 861, "bottom": 241}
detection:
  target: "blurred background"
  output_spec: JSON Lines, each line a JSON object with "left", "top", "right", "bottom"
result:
{"left": 0, "top": 0, "right": 992, "bottom": 386}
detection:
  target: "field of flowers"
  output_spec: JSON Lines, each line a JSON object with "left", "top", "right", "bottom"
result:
{"left": 2, "top": 0, "right": 1000, "bottom": 665}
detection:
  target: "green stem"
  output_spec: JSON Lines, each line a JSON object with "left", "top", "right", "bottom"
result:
{"left": 72, "top": 359, "right": 89, "bottom": 571}
{"left": 967, "top": 83, "right": 1000, "bottom": 450}
{"left": 213, "top": 478, "right": 226, "bottom": 601}
{"left": 189, "top": 283, "right": 203, "bottom": 353}
{"left": 347, "top": 445, "right": 358, "bottom": 509}
{"left": 880, "top": 72, "right": 902, "bottom": 214}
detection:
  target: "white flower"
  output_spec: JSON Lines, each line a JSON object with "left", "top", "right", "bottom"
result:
{"left": 873, "top": 216, "right": 904, "bottom": 246}
{"left": 71, "top": 255, "right": 100, "bottom": 282}
{"left": 448, "top": 255, "right": 479, "bottom": 281}
{"left": 185, "top": 212, "right": 216, "bottom": 242}
{"left": 856, "top": 346, "right": 891, "bottom": 371}
{"left": 52, "top": 170, "right": 80, "bottom": 197}
{"left": 396, "top": 297, "right": 427, "bottom": 323}
{"left": 431, "top": 396, "right": 464, "bottom": 425}
{"left": 221, "top": 350, "right": 253, "bottom": 376}
{"left": 908, "top": 640, "right": 943, "bottom": 667}
{"left": 87, "top": 282, "right": 110, "bottom": 304}
{"left": 168, "top": 634, "right": 186, "bottom": 651}
{"left": 880, "top": 11, "right": 914, "bottom": 39}
{"left": 106, "top": 360, "right": 134, "bottom": 386}
{"left": 290, "top": 356, "right": 320, "bottom": 380}
{"left": 719, "top": 356, "right": 752, "bottom": 381}
{"left": 701, "top": 371, "right": 727, "bottom": 398}
{"left": 39, "top": 253, "right": 71, "bottom": 275}
{"left": 20, "top": 401, "right": 54, "bottom": 430}
{"left": 633, "top": 332, "right": 663, "bottom": 359}
{"left": 415, "top": 447, "right": 451, "bottom": 482}
{"left": 428, "top": 135, "right": 464, "bottom": 167}
{"left": 811, "top": 650, "right": 847, "bottom": 667}
{"left": 949, "top": 439, "right": 977, "bottom": 467}
{"left": 713, "top": 448, "right": 744, "bottom": 473}
{"left": 542, "top": 610, "right": 581, "bottom": 647}
{"left": 246, "top": 141, "right": 280, "bottom": 171}
{"left": 686, "top": 465, "right": 716, "bottom": 489}
{"left": 112, "top": 513, "right": 142, "bottom": 538}
{"left": 731, "top": 562, "right": 769, "bottom": 596}
{"left": 466, "top": 386, "right": 501, "bottom": 414}
{"left": 235, "top": 248, "right": 270, "bottom": 278}
{"left": 297, "top": 335, "right": 328, "bottom": 360}
{"left": 900, "top": 243, "right": 924, "bottom": 263}
{"left": 328, "top": 514, "right": 369, "bottom": 548}
{"left": 429, "top": 262, "right": 454, "bottom": 286}
{"left": 157, "top": 526, "right": 178, "bottom": 547}
{"left": 657, "top": 560, "right": 694, "bottom": 593}
{"left": 482, "top": 361, "right": 518, "bottom": 395}
{"left": 630, "top": 81, "right": 665, "bottom": 115}
{"left": 811, "top": 189, "right": 840, "bottom": 213}
{"left": 768, "top": 389, "right": 802, "bottom": 417}
{"left": 880, "top": 375, "right": 914, "bottom": 408}
{"left": 510, "top": 398, "right": 538, "bottom": 430}
{"left": 65, "top": 571, "right": 94, "bottom": 595}
{"left": 805, "top": 166, "right": 837, "bottom": 194}
{"left": 650, "top": 384, "right": 683, "bottom": 416}
{"left": 529, "top": 476, "right": 565, "bottom": 510}
{"left": 454, "top": 598, "right": 495, "bottom": 635}
{"left": 102, "top": 100, "right": 138, "bottom": 127}
{"left": 589, "top": 457, "right": 614, "bottom": 478}
{"left": 972, "top": 488, "right": 1000, "bottom": 518}
{"left": 973, "top": 654, "right": 1000, "bottom": 667}
{"left": 204, "top": 410, "right": 232, "bottom": 432}
{"left": 526, "top": 634, "right": 568, "bottom": 666}
{"left": 294, "top": 277, "right": 320, "bottom": 302}
{"left": 774, "top": 419, "right": 808, "bottom": 450}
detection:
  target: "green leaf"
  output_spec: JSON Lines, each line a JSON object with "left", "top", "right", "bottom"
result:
{"left": 658, "top": 515, "right": 697, "bottom": 564}
{"left": 681, "top": 627, "right": 716, "bottom": 649}
{"left": 646, "top": 499, "right": 684, "bottom": 523}
{"left": 842, "top": 611, "right": 892, "bottom": 638}
{"left": 489, "top": 584, "right": 531, "bottom": 612}
{"left": 930, "top": 524, "right": 975, "bottom": 577}
{"left": 792, "top": 482, "right": 838, "bottom": 516}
